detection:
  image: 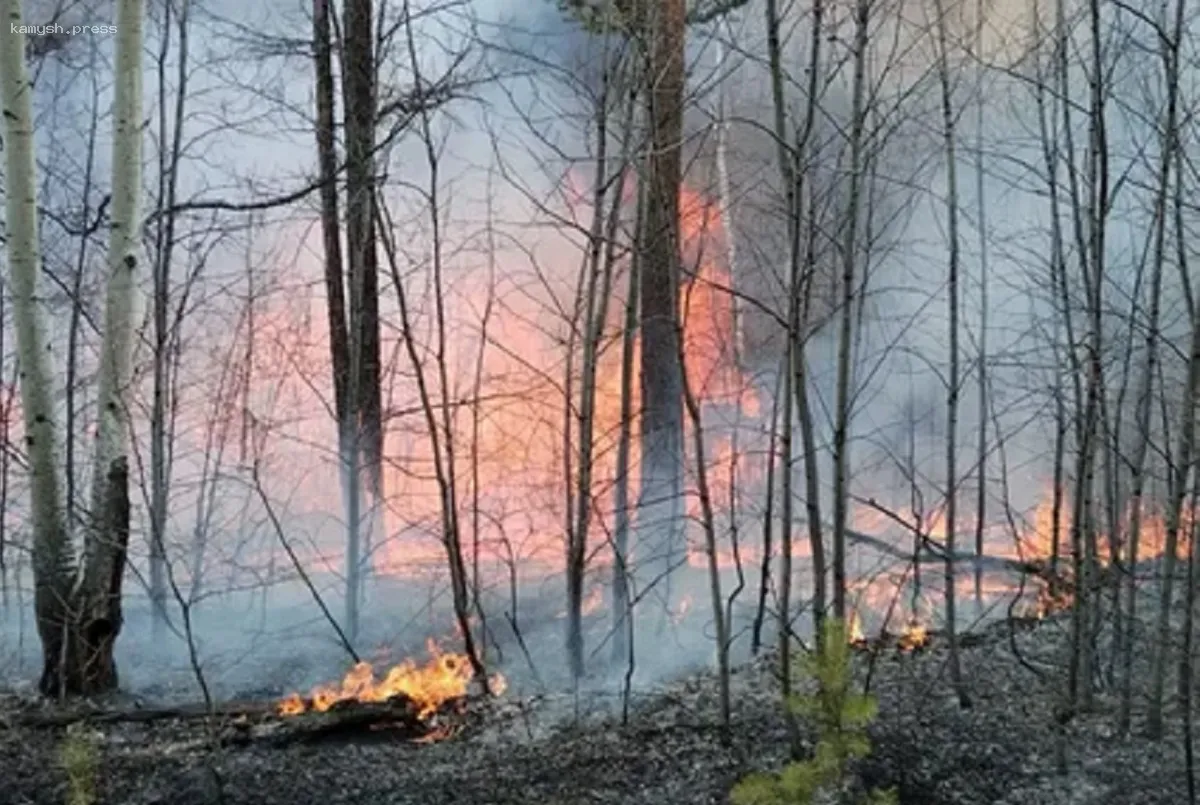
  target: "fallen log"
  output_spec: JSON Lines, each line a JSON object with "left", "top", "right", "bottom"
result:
{"left": 1, "top": 699, "right": 273, "bottom": 729}
{"left": 842, "top": 525, "right": 1075, "bottom": 597}
{"left": 222, "top": 695, "right": 464, "bottom": 747}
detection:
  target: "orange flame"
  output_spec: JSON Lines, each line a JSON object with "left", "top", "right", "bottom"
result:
{"left": 897, "top": 620, "right": 929, "bottom": 652}
{"left": 277, "top": 640, "right": 505, "bottom": 720}
{"left": 847, "top": 610, "right": 867, "bottom": 645}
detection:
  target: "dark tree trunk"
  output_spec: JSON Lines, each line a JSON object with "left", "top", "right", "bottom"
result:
{"left": 341, "top": 0, "right": 382, "bottom": 503}
{"left": 338, "top": 0, "right": 382, "bottom": 640}
{"left": 637, "top": 0, "right": 685, "bottom": 609}
{"left": 313, "top": 0, "right": 349, "bottom": 435}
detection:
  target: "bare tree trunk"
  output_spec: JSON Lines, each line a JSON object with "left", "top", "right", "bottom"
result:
{"left": 638, "top": 0, "right": 686, "bottom": 619}
{"left": 971, "top": 0, "right": 989, "bottom": 609}
{"left": 1077, "top": 0, "right": 1109, "bottom": 714}
{"left": 148, "top": 0, "right": 192, "bottom": 637}
{"left": 567, "top": 68, "right": 606, "bottom": 680}
{"left": 1055, "top": 0, "right": 1103, "bottom": 715}
{"left": 1118, "top": 0, "right": 1181, "bottom": 732}
{"left": 312, "top": 0, "right": 354, "bottom": 632}
{"left": 713, "top": 32, "right": 747, "bottom": 652}
{"left": 766, "top": 0, "right": 826, "bottom": 658}
{"left": 0, "top": 315, "right": 8, "bottom": 607}
{"left": 568, "top": 51, "right": 632, "bottom": 679}
{"left": 794, "top": 0, "right": 827, "bottom": 645}
{"left": 680, "top": 315, "right": 730, "bottom": 729}
{"left": 751, "top": 367, "right": 781, "bottom": 655}
{"left": 379, "top": 191, "right": 486, "bottom": 685}
{"left": 388, "top": 6, "right": 487, "bottom": 685}
{"left": 58, "top": 0, "right": 144, "bottom": 696}
{"left": 189, "top": 334, "right": 241, "bottom": 601}
{"left": 65, "top": 56, "right": 102, "bottom": 548}
{"left": 0, "top": 0, "right": 74, "bottom": 695}
{"left": 764, "top": 0, "right": 826, "bottom": 758}
{"left": 611, "top": 176, "right": 643, "bottom": 667}
{"left": 470, "top": 183, "right": 499, "bottom": 659}
{"left": 1147, "top": 218, "right": 1198, "bottom": 740}
{"left": 932, "top": 0, "right": 969, "bottom": 706}
{"left": 1031, "top": 0, "right": 1070, "bottom": 578}
{"left": 339, "top": 0, "right": 381, "bottom": 646}
{"left": 763, "top": 0, "right": 796, "bottom": 724}
{"left": 1180, "top": 467, "right": 1199, "bottom": 802}
{"left": 829, "top": 0, "right": 871, "bottom": 622}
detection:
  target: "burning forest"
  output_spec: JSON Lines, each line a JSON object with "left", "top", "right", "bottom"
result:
{"left": 2, "top": 0, "right": 1200, "bottom": 803}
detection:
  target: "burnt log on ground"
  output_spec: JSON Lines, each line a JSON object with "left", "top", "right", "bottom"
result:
{"left": 222, "top": 695, "right": 466, "bottom": 747}
{"left": 843, "top": 525, "right": 1087, "bottom": 606}
{"left": 3, "top": 694, "right": 473, "bottom": 749}
{"left": 0, "top": 700, "right": 274, "bottom": 729}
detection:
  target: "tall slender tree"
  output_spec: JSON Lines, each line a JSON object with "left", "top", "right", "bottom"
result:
{"left": 829, "top": 0, "right": 872, "bottom": 621}
{"left": 310, "top": 0, "right": 384, "bottom": 644}
{"left": 932, "top": 0, "right": 969, "bottom": 706}
{"left": 0, "top": 0, "right": 145, "bottom": 695}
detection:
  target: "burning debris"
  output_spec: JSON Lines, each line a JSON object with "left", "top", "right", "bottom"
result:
{"left": 896, "top": 620, "right": 929, "bottom": 653}
{"left": 848, "top": 611, "right": 868, "bottom": 646}
{"left": 845, "top": 610, "right": 931, "bottom": 654}
{"left": 276, "top": 641, "right": 506, "bottom": 730}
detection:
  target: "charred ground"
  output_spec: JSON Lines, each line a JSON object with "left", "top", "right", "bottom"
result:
{"left": 0, "top": 608, "right": 1189, "bottom": 805}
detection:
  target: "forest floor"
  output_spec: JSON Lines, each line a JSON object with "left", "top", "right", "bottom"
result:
{"left": 0, "top": 605, "right": 1193, "bottom": 805}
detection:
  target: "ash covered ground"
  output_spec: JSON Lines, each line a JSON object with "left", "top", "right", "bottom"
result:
{"left": 0, "top": 595, "right": 1192, "bottom": 805}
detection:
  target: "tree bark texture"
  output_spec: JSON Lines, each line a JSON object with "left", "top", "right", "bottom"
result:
{"left": 637, "top": 0, "right": 686, "bottom": 606}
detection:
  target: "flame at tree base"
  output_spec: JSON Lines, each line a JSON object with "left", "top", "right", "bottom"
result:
{"left": 277, "top": 640, "right": 506, "bottom": 721}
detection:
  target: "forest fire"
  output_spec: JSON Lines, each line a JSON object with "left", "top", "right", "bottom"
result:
{"left": 277, "top": 641, "right": 505, "bottom": 721}
{"left": 358, "top": 181, "right": 746, "bottom": 582}
{"left": 897, "top": 620, "right": 929, "bottom": 652}
{"left": 845, "top": 610, "right": 928, "bottom": 652}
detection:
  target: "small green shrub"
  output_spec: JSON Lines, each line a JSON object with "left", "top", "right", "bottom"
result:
{"left": 732, "top": 619, "right": 897, "bottom": 805}
{"left": 60, "top": 724, "right": 98, "bottom": 805}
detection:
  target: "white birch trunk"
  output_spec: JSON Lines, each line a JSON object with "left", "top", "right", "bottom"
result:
{"left": 83, "top": 0, "right": 144, "bottom": 594}
{"left": 0, "top": 0, "right": 74, "bottom": 688}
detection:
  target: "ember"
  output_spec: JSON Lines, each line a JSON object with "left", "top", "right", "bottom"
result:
{"left": 277, "top": 640, "right": 505, "bottom": 720}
